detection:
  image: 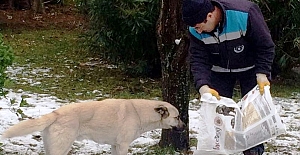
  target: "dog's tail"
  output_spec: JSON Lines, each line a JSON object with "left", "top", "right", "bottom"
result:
{"left": 2, "top": 112, "right": 57, "bottom": 139}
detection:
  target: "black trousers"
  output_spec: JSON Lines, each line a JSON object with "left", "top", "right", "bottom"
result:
{"left": 210, "top": 68, "right": 264, "bottom": 155}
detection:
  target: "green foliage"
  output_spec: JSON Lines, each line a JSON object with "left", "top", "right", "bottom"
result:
{"left": 144, "top": 145, "right": 177, "bottom": 155}
{"left": 252, "top": 0, "right": 300, "bottom": 73}
{"left": 3, "top": 29, "right": 162, "bottom": 102}
{"left": 19, "top": 97, "right": 30, "bottom": 107}
{"left": 7, "top": 96, "right": 31, "bottom": 120}
{"left": 0, "top": 33, "right": 14, "bottom": 95}
{"left": 73, "top": 0, "right": 90, "bottom": 13}
{"left": 86, "top": 0, "right": 160, "bottom": 77}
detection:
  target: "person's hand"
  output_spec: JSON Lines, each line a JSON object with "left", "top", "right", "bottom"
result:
{"left": 256, "top": 73, "right": 270, "bottom": 95}
{"left": 199, "top": 85, "right": 220, "bottom": 100}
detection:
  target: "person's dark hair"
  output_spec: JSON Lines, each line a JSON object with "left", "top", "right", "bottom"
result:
{"left": 182, "top": 0, "right": 215, "bottom": 26}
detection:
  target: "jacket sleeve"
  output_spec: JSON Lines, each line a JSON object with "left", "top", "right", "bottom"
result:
{"left": 247, "top": 3, "right": 275, "bottom": 77}
{"left": 189, "top": 32, "right": 212, "bottom": 91}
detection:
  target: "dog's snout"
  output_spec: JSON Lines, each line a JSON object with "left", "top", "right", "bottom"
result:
{"left": 172, "top": 119, "right": 186, "bottom": 132}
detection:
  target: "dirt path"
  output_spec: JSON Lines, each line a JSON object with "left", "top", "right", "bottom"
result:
{"left": 0, "top": 5, "right": 87, "bottom": 30}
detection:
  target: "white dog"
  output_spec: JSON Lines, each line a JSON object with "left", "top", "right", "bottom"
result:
{"left": 2, "top": 99, "right": 185, "bottom": 155}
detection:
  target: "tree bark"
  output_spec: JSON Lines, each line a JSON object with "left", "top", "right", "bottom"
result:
{"left": 156, "top": 0, "right": 190, "bottom": 153}
{"left": 8, "top": 0, "right": 14, "bottom": 9}
{"left": 32, "top": 0, "right": 44, "bottom": 13}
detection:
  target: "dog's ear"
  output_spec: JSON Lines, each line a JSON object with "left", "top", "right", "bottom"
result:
{"left": 154, "top": 105, "right": 169, "bottom": 119}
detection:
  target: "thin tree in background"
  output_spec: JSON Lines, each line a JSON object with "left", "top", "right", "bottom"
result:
{"left": 156, "top": 0, "right": 190, "bottom": 152}
{"left": 32, "top": 0, "right": 45, "bottom": 13}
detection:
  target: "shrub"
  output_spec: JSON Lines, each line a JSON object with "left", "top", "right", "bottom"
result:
{"left": 252, "top": 0, "right": 300, "bottom": 73}
{"left": 86, "top": 0, "right": 160, "bottom": 77}
{"left": 0, "top": 34, "right": 14, "bottom": 95}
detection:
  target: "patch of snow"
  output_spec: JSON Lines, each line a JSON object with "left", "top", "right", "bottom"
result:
{"left": 0, "top": 90, "right": 299, "bottom": 154}
{"left": 1, "top": 65, "right": 299, "bottom": 154}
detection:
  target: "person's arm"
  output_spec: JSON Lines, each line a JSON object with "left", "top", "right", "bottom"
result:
{"left": 189, "top": 34, "right": 220, "bottom": 99}
{"left": 247, "top": 3, "right": 275, "bottom": 94}
{"left": 189, "top": 32, "right": 212, "bottom": 91}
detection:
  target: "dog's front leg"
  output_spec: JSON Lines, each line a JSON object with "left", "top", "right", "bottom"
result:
{"left": 115, "top": 143, "right": 130, "bottom": 155}
{"left": 111, "top": 145, "right": 117, "bottom": 155}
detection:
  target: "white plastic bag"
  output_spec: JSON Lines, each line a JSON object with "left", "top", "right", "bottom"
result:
{"left": 194, "top": 86, "right": 286, "bottom": 155}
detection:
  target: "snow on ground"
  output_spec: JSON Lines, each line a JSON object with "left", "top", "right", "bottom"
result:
{"left": 0, "top": 91, "right": 299, "bottom": 155}
{"left": 0, "top": 66, "right": 299, "bottom": 155}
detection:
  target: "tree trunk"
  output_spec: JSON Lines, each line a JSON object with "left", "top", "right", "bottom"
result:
{"left": 8, "top": 0, "right": 14, "bottom": 9}
{"left": 32, "top": 0, "right": 44, "bottom": 13}
{"left": 156, "top": 0, "right": 190, "bottom": 153}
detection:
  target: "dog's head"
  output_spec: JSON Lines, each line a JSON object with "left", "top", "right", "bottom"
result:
{"left": 154, "top": 104, "right": 185, "bottom": 131}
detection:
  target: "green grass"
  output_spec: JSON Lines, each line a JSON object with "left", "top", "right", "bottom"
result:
{"left": 2, "top": 29, "right": 162, "bottom": 102}
{"left": 2, "top": 28, "right": 300, "bottom": 103}
{"left": 271, "top": 73, "right": 300, "bottom": 98}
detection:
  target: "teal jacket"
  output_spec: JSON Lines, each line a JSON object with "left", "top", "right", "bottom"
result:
{"left": 189, "top": 0, "right": 275, "bottom": 90}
